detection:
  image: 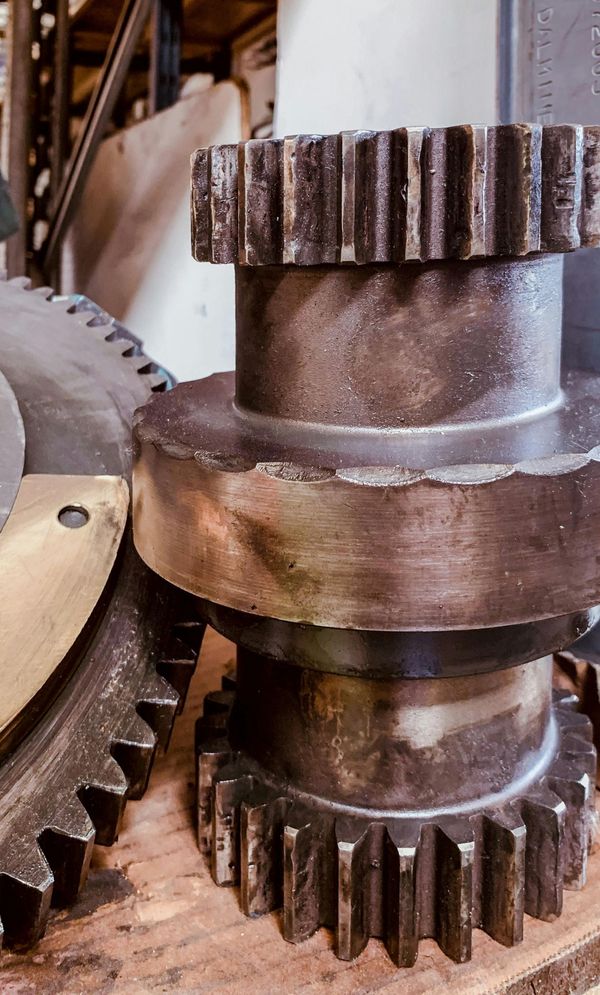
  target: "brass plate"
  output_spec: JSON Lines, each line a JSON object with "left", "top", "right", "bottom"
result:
{"left": 0, "top": 474, "right": 128, "bottom": 749}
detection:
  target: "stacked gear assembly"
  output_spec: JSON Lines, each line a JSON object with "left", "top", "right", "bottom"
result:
{"left": 0, "top": 278, "right": 203, "bottom": 949}
{"left": 132, "top": 123, "right": 600, "bottom": 966}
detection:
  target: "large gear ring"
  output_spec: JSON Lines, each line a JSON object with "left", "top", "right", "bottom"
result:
{"left": 133, "top": 123, "right": 600, "bottom": 966}
{"left": 0, "top": 278, "right": 203, "bottom": 949}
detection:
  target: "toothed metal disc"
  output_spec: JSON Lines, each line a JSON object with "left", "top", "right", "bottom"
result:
{"left": 192, "top": 124, "right": 600, "bottom": 266}
{"left": 0, "top": 279, "right": 204, "bottom": 949}
{"left": 197, "top": 675, "right": 596, "bottom": 966}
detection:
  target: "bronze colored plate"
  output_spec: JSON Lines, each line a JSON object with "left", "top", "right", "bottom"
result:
{"left": 0, "top": 474, "right": 128, "bottom": 753}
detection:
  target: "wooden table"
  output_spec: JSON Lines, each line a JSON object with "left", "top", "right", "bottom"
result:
{"left": 2, "top": 628, "right": 600, "bottom": 994}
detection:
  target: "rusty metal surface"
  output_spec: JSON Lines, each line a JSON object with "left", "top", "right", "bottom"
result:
{"left": 0, "top": 278, "right": 204, "bottom": 949}
{"left": 191, "top": 125, "right": 600, "bottom": 265}
{"left": 132, "top": 122, "right": 600, "bottom": 968}
{"left": 197, "top": 672, "right": 595, "bottom": 966}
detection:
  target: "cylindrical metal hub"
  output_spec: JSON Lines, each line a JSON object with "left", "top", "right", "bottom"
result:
{"left": 232, "top": 650, "right": 554, "bottom": 812}
{"left": 236, "top": 256, "right": 563, "bottom": 429}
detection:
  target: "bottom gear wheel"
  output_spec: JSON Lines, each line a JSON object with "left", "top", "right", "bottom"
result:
{"left": 196, "top": 667, "right": 596, "bottom": 967}
{"left": 0, "top": 278, "right": 203, "bottom": 949}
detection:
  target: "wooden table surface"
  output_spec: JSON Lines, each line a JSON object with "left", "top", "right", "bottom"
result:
{"left": 2, "top": 627, "right": 600, "bottom": 995}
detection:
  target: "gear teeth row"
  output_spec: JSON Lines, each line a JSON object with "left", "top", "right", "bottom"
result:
{"left": 0, "top": 607, "right": 204, "bottom": 951}
{"left": 195, "top": 688, "right": 596, "bottom": 966}
{"left": 192, "top": 124, "right": 600, "bottom": 266}
{"left": 6, "top": 276, "right": 170, "bottom": 393}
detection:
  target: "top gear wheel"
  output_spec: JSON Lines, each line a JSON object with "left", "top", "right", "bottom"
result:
{"left": 0, "top": 277, "right": 203, "bottom": 950}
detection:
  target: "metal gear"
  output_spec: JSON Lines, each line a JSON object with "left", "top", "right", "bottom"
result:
{"left": 132, "top": 123, "right": 600, "bottom": 965}
{"left": 0, "top": 277, "right": 203, "bottom": 950}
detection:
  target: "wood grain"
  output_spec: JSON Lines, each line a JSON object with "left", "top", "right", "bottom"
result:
{"left": 1, "top": 627, "right": 600, "bottom": 994}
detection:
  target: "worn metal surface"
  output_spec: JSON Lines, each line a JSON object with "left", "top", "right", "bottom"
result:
{"left": 191, "top": 124, "right": 600, "bottom": 264}
{"left": 0, "top": 475, "right": 128, "bottom": 754}
{"left": 133, "top": 123, "right": 600, "bottom": 967}
{"left": 197, "top": 673, "right": 595, "bottom": 966}
{"left": 0, "top": 278, "right": 204, "bottom": 950}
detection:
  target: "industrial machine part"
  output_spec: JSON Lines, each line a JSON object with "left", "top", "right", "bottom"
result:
{"left": 133, "top": 123, "right": 600, "bottom": 965}
{"left": 0, "top": 277, "right": 203, "bottom": 949}
{"left": 500, "top": 0, "right": 600, "bottom": 370}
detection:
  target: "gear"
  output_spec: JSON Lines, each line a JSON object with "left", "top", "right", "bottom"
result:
{"left": 132, "top": 123, "right": 600, "bottom": 966}
{"left": 191, "top": 123, "right": 600, "bottom": 265}
{"left": 0, "top": 277, "right": 203, "bottom": 949}
{"left": 196, "top": 678, "right": 595, "bottom": 966}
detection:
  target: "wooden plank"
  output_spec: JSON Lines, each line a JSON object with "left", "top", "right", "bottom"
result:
{"left": 0, "top": 626, "right": 599, "bottom": 993}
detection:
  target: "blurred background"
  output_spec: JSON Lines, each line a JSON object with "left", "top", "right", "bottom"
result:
{"left": 0, "top": 0, "right": 595, "bottom": 379}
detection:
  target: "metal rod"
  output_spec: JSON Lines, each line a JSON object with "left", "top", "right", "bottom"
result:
{"left": 2, "top": 0, "right": 34, "bottom": 277}
{"left": 50, "top": 0, "right": 70, "bottom": 205}
{"left": 42, "top": 0, "right": 153, "bottom": 272}
{"left": 148, "top": 0, "right": 182, "bottom": 115}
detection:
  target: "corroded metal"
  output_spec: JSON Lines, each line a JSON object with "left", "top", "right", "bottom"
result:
{"left": 133, "top": 123, "right": 600, "bottom": 966}
{"left": 0, "top": 279, "right": 204, "bottom": 950}
{"left": 196, "top": 672, "right": 595, "bottom": 966}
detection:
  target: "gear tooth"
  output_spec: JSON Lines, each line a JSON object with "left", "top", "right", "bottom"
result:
{"left": 142, "top": 371, "right": 168, "bottom": 393}
{"left": 335, "top": 820, "right": 372, "bottom": 962}
{"left": 111, "top": 711, "right": 157, "bottom": 800}
{"left": 545, "top": 767, "right": 591, "bottom": 889}
{"left": 191, "top": 146, "right": 210, "bottom": 261}
{"left": 581, "top": 126, "right": 600, "bottom": 246}
{"left": 557, "top": 708, "right": 594, "bottom": 741}
{"left": 157, "top": 617, "right": 204, "bottom": 714}
{"left": 0, "top": 845, "right": 53, "bottom": 948}
{"left": 240, "top": 138, "right": 283, "bottom": 265}
{"left": 398, "top": 126, "right": 427, "bottom": 261}
{"left": 39, "top": 797, "right": 96, "bottom": 906}
{"left": 384, "top": 825, "right": 420, "bottom": 967}
{"left": 240, "top": 795, "right": 289, "bottom": 916}
{"left": 78, "top": 755, "right": 128, "bottom": 846}
{"left": 420, "top": 127, "right": 450, "bottom": 261}
{"left": 32, "top": 285, "right": 54, "bottom": 298}
{"left": 521, "top": 787, "right": 566, "bottom": 920}
{"left": 204, "top": 689, "right": 235, "bottom": 716}
{"left": 435, "top": 821, "right": 475, "bottom": 963}
{"left": 487, "top": 124, "right": 542, "bottom": 256}
{"left": 8, "top": 276, "right": 31, "bottom": 289}
{"left": 136, "top": 674, "right": 179, "bottom": 751}
{"left": 196, "top": 737, "right": 234, "bottom": 855}
{"left": 340, "top": 130, "right": 394, "bottom": 264}
{"left": 541, "top": 125, "right": 583, "bottom": 252}
{"left": 481, "top": 808, "right": 526, "bottom": 946}
{"left": 283, "top": 134, "right": 340, "bottom": 265}
{"left": 283, "top": 810, "right": 326, "bottom": 944}
{"left": 209, "top": 144, "right": 238, "bottom": 263}
{"left": 445, "top": 124, "right": 487, "bottom": 260}
{"left": 553, "top": 686, "right": 580, "bottom": 711}
{"left": 558, "top": 732, "right": 597, "bottom": 779}
{"left": 211, "top": 767, "right": 254, "bottom": 885}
